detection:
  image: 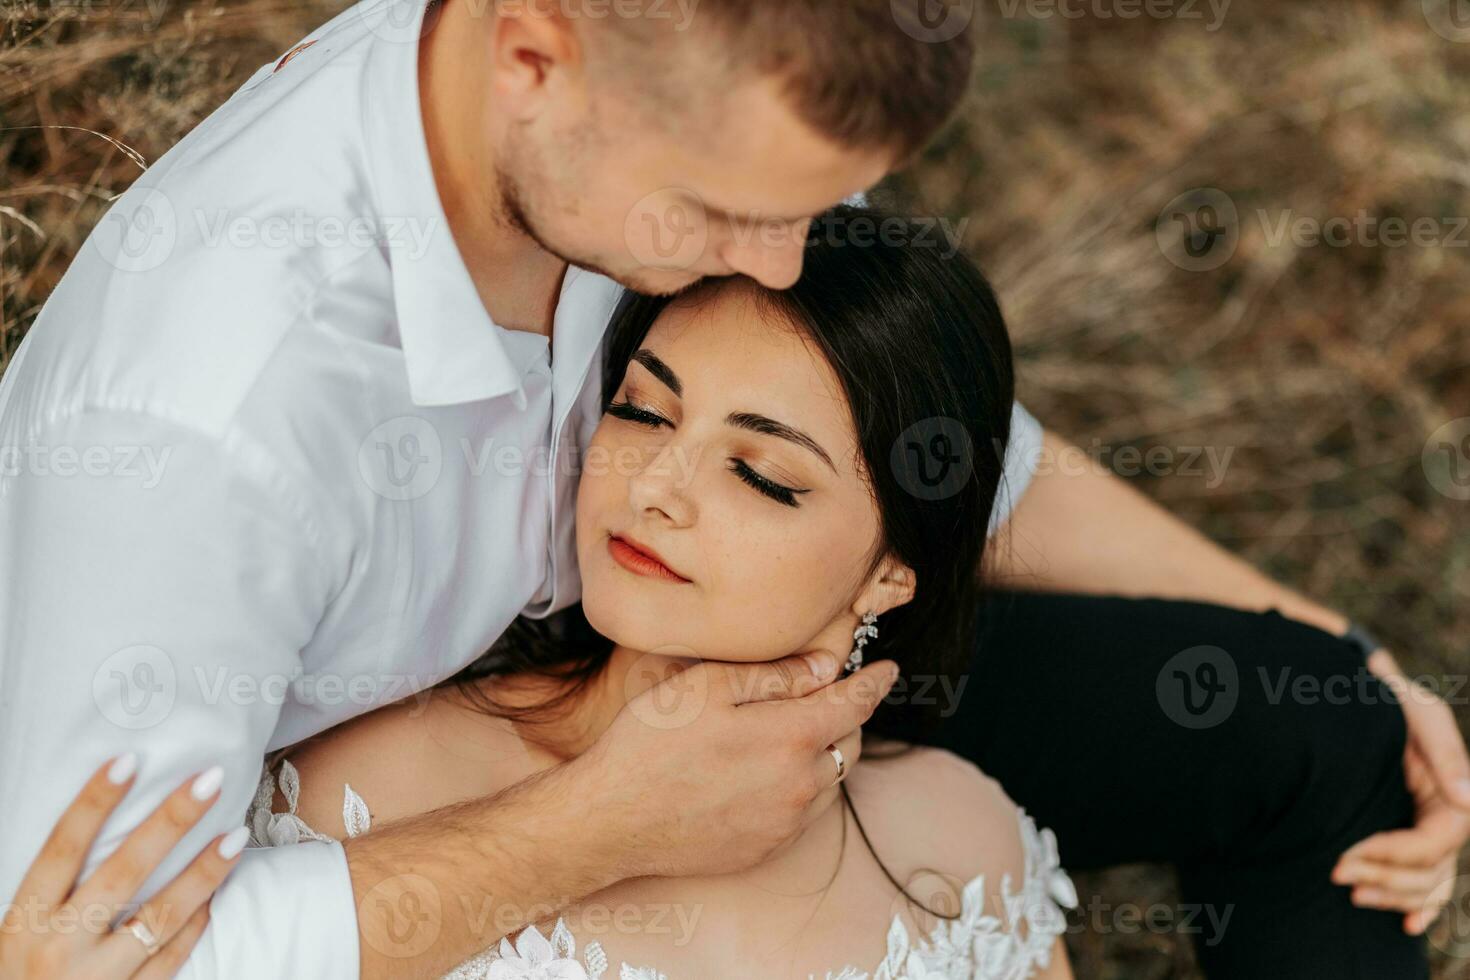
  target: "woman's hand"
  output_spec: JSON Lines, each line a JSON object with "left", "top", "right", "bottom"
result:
{"left": 0, "top": 755, "right": 251, "bottom": 978}
{"left": 1333, "top": 650, "right": 1470, "bottom": 934}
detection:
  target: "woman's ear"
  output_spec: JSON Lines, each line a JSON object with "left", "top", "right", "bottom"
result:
{"left": 854, "top": 557, "right": 916, "bottom": 618}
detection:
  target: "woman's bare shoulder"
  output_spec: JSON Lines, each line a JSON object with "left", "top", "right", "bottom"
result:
{"left": 848, "top": 741, "right": 1017, "bottom": 823}
{"left": 845, "top": 742, "right": 1030, "bottom": 907}
{"left": 846, "top": 743, "right": 1075, "bottom": 978}
{"left": 277, "top": 686, "right": 531, "bottom": 835}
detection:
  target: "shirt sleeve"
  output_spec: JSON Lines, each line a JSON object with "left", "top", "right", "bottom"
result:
{"left": 989, "top": 401, "right": 1044, "bottom": 537}
{"left": 0, "top": 409, "right": 360, "bottom": 980}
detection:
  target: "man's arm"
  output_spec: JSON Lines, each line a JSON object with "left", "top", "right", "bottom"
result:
{"left": 340, "top": 654, "right": 899, "bottom": 978}
{"left": 0, "top": 410, "right": 360, "bottom": 979}
{"left": 990, "top": 426, "right": 1347, "bottom": 633}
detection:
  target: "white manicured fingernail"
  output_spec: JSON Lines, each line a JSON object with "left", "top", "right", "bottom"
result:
{"left": 217, "top": 826, "right": 250, "bottom": 860}
{"left": 190, "top": 765, "right": 224, "bottom": 801}
{"left": 107, "top": 752, "right": 138, "bottom": 785}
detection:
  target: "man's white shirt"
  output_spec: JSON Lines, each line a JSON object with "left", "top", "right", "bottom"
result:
{"left": 0, "top": 0, "right": 1042, "bottom": 976}
{"left": 0, "top": 0, "right": 624, "bottom": 974}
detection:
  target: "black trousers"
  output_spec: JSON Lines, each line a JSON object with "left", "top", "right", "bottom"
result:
{"left": 923, "top": 591, "right": 1428, "bottom": 979}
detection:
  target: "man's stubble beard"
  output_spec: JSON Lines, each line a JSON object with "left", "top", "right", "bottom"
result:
{"left": 495, "top": 162, "right": 705, "bottom": 299}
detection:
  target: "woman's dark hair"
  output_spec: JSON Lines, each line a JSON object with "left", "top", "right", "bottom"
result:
{"left": 443, "top": 203, "right": 1014, "bottom": 914}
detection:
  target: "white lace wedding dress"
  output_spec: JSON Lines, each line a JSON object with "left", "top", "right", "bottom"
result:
{"left": 247, "top": 759, "right": 1078, "bottom": 980}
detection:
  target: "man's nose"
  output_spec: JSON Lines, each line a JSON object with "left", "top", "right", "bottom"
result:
{"left": 718, "top": 219, "right": 810, "bottom": 290}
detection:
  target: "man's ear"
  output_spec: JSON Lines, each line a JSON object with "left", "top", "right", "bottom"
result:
{"left": 488, "top": 6, "right": 583, "bottom": 121}
{"left": 853, "top": 558, "right": 916, "bottom": 618}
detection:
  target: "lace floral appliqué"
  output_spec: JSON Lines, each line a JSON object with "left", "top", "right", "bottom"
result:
{"left": 247, "top": 758, "right": 370, "bottom": 848}
{"left": 866, "top": 814, "right": 1077, "bottom": 980}
{"left": 244, "top": 761, "right": 1077, "bottom": 980}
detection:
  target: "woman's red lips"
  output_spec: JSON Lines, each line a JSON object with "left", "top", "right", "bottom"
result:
{"left": 608, "top": 535, "right": 691, "bottom": 583}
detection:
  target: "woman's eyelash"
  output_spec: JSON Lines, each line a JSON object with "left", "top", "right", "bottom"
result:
{"left": 729, "top": 459, "right": 807, "bottom": 508}
{"left": 608, "top": 399, "right": 807, "bottom": 508}
{"left": 606, "top": 399, "right": 669, "bottom": 428}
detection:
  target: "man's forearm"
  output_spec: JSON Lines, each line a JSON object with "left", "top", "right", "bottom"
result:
{"left": 991, "top": 429, "right": 1349, "bottom": 636}
{"left": 345, "top": 760, "right": 621, "bottom": 980}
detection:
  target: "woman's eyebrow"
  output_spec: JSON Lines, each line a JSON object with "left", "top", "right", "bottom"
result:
{"left": 632, "top": 349, "right": 681, "bottom": 396}
{"left": 632, "top": 348, "right": 835, "bottom": 472}
{"left": 727, "top": 412, "right": 836, "bottom": 473}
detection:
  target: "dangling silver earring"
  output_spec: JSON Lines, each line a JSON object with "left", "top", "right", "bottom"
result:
{"left": 846, "top": 612, "right": 879, "bottom": 674}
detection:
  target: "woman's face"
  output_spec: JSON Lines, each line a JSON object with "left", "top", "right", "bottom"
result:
{"left": 575, "top": 283, "right": 911, "bottom": 663}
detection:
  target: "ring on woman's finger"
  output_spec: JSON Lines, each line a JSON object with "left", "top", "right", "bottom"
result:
{"left": 118, "top": 918, "right": 161, "bottom": 957}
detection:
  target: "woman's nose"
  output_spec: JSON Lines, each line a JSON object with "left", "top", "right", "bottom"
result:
{"left": 626, "top": 442, "right": 698, "bottom": 526}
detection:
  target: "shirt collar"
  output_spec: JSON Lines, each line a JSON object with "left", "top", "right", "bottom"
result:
{"left": 360, "top": 0, "right": 601, "bottom": 408}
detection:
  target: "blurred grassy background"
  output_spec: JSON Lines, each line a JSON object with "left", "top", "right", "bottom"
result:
{"left": 3, "top": 0, "right": 1468, "bottom": 975}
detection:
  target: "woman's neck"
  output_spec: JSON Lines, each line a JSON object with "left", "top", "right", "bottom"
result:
{"left": 458, "top": 644, "right": 677, "bottom": 763}
{"left": 444, "top": 645, "right": 860, "bottom": 891}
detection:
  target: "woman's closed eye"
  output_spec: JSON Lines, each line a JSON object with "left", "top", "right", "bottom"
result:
{"left": 606, "top": 399, "right": 669, "bottom": 428}
{"left": 606, "top": 399, "right": 810, "bottom": 508}
{"left": 729, "top": 459, "right": 807, "bottom": 507}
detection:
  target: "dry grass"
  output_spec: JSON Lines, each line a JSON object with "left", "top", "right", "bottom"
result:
{"left": 892, "top": 1, "right": 1470, "bottom": 974}
{"left": 3, "top": 0, "right": 1468, "bottom": 975}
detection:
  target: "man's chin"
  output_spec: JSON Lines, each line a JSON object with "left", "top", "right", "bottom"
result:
{"left": 536, "top": 234, "right": 712, "bottom": 296}
{"left": 601, "top": 265, "right": 711, "bottom": 298}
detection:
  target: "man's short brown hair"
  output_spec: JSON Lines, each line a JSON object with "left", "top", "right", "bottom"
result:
{"left": 591, "top": 0, "right": 976, "bottom": 163}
